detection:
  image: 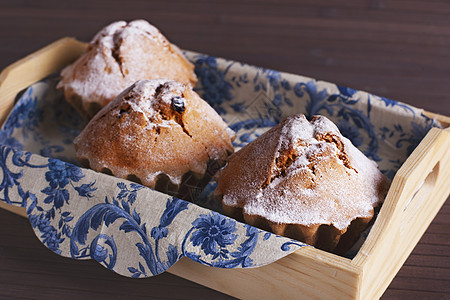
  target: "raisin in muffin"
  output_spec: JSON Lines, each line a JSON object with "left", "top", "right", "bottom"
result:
{"left": 74, "top": 79, "right": 235, "bottom": 201}
{"left": 214, "top": 114, "right": 390, "bottom": 254}
{"left": 58, "top": 20, "right": 197, "bottom": 119}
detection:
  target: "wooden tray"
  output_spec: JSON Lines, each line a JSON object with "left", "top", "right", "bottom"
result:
{"left": 0, "top": 38, "right": 449, "bottom": 300}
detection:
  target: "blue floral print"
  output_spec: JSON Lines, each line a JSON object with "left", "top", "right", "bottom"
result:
{"left": 29, "top": 213, "right": 64, "bottom": 254}
{"left": 194, "top": 55, "right": 233, "bottom": 114}
{"left": 337, "top": 119, "right": 363, "bottom": 147}
{"left": 42, "top": 159, "right": 83, "bottom": 209}
{"left": 190, "top": 212, "right": 238, "bottom": 259}
{"left": 45, "top": 159, "right": 83, "bottom": 189}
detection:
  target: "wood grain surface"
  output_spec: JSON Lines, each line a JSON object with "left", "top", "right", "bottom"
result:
{"left": 0, "top": 1, "right": 449, "bottom": 299}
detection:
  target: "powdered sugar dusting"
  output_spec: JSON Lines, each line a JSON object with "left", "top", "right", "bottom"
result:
{"left": 279, "top": 114, "right": 314, "bottom": 145}
{"left": 91, "top": 21, "right": 127, "bottom": 48}
{"left": 75, "top": 79, "right": 234, "bottom": 191}
{"left": 126, "top": 20, "right": 166, "bottom": 44}
{"left": 218, "top": 114, "right": 390, "bottom": 230}
{"left": 58, "top": 19, "right": 197, "bottom": 119}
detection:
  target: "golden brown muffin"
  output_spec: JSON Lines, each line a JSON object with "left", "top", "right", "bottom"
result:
{"left": 74, "top": 79, "right": 235, "bottom": 201}
{"left": 214, "top": 114, "right": 390, "bottom": 254}
{"left": 58, "top": 20, "right": 197, "bottom": 119}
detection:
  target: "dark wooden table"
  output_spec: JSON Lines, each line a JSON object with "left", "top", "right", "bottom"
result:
{"left": 0, "top": 1, "right": 449, "bottom": 299}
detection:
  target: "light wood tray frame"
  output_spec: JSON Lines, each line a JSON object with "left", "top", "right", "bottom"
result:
{"left": 0, "top": 38, "right": 449, "bottom": 300}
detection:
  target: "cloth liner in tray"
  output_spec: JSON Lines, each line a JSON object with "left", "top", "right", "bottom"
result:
{"left": 0, "top": 51, "right": 440, "bottom": 278}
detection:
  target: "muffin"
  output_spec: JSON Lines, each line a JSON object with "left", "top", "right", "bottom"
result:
{"left": 74, "top": 79, "right": 235, "bottom": 201}
{"left": 214, "top": 114, "right": 390, "bottom": 254}
{"left": 58, "top": 20, "right": 197, "bottom": 119}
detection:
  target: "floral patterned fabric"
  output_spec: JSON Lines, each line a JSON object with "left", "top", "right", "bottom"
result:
{"left": 0, "top": 148, "right": 304, "bottom": 277}
{"left": 0, "top": 51, "right": 440, "bottom": 277}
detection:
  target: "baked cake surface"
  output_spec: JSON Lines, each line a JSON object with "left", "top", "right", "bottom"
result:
{"left": 58, "top": 20, "right": 197, "bottom": 119}
{"left": 74, "top": 79, "right": 234, "bottom": 200}
{"left": 215, "top": 114, "right": 390, "bottom": 253}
